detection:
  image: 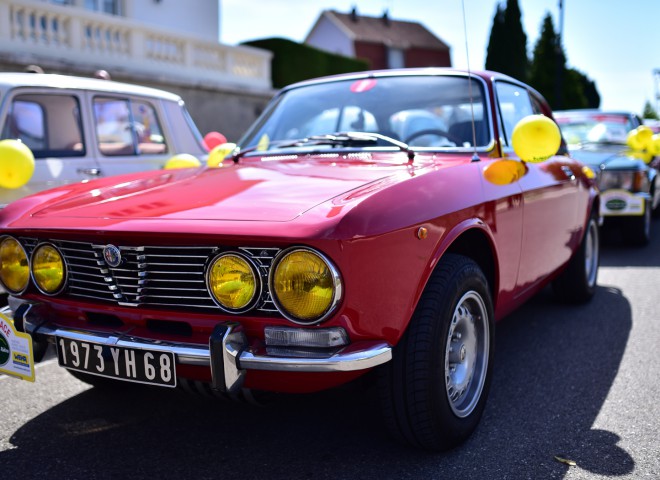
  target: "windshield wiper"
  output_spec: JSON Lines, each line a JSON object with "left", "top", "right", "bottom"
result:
{"left": 231, "top": 131, "right": 415, "bottom": 163}
{"left": 276, "top": 132, "right": 415, "bottom": 161}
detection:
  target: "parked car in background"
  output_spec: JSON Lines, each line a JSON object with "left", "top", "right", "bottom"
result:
{"left": 0, "top": 72, "right": 208, "bottom": 208}
{"left": 554, "top": 109, "right": 660, "bottom": 245}
{"left": 0, "top": 69, "right": 599, "bottom": 451}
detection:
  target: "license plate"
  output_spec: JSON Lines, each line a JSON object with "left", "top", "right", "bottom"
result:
{"left": 56, "top": 337, "right": 176, "bottom": 387}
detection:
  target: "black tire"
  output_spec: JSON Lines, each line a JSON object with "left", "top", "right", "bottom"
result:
{"left": 378, "top": 254, "right": 494, "bottom": 451}
{"left": 552, "top": 209, "right": 600, "bottom": 303}
{"left": 622, "top": 200, "right": 651, "bottom": 246}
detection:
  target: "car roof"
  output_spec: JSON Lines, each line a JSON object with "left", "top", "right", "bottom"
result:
{"left": 281, "top": 67, "right": 517, "bottom": 90}
{"left": 0, "top": 73, "right": 182, "bottom": 102}
{"left": 554, "top": 109, "right": 637, "bottom": 117}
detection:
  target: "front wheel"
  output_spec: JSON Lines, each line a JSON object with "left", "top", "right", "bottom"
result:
{"left": 378, "top": 254, "right": 494, "bottom": 451}
{"left": 552, "top": 209, "right": 600, "bottom": 303}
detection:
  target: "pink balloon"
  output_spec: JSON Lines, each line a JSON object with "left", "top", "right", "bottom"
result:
{"left": 203, "top": 131, "right": 227, "bottom": 151}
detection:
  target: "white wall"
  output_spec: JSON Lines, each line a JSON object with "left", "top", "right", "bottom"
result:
{"left": 125, "top": 0, "right": 219, "bottom": 41}
{"left": 306, "top": 17, "right": 354, "bottom": 57}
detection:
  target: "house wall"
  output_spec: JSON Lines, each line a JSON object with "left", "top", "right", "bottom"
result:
{"left": 124, "top": 0, "right": 219, "bottom": 41}
{"left": 354, "top": 42, "right": 387, "bottom": 70}
{"left": 405, "top": 48, "right": 451, "bottom": 68}
{"left": 305, "top": 18, "right": 354, "bottom": 57}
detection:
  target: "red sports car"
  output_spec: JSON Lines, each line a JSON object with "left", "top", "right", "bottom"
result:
{"left": 0, "top": 69, "right": 599, "bottom": 451}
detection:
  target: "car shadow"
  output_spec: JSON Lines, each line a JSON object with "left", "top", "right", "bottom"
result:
{"left": 2, "top": 286, "right": 632, "bottom": 479}
{"left": 599, "top": 218, "right": 660, "bottom": 267}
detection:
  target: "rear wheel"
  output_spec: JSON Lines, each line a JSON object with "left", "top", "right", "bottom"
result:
{"left": 553, "top": 209, "right": 599, "bottom": 303}
{"left": 378, "top": 254, "right": 494, "bottom": 451}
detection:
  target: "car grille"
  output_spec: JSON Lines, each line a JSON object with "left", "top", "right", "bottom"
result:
{"left": 20, "top": 237, "right": 280, "bottom": 313}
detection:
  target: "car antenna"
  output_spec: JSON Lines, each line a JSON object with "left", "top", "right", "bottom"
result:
{"left": 462, "top": 0, "right": 480, "bottom": 162}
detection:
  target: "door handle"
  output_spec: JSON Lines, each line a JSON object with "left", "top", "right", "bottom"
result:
{"left": 561, "top": 166, "right": 576, "bottom": 181}
{"left": 77, "top": 168, "right": 101, "bottom": 176}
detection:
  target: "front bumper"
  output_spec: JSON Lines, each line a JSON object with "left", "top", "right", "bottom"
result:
{"left": 10, "top": 301, "right": 392, "bottom": 393}
{"left": 600, "top": 189, "right": 649, "bottom": 216}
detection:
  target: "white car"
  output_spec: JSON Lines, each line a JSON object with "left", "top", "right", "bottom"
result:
{"left": 0, "top": 73, "right": 208, "bottom": 208}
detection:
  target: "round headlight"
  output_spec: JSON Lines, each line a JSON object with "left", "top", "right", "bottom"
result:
{"left": 207, "top": 253, "right": 259, "bottom": 312}
{"left": 271, "top": 248, "right": 341, "bottom": 324}
{"left": 31, "top": 244, "right": 66, "bottom": 294}
{"left": 0, "top": 236, "right": 29, "bottom": 293}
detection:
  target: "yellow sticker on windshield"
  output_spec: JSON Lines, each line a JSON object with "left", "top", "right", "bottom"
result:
{"left": 0, "top": 312, "right": 35, "bottom": 382}
{"left": 257, "top": 133, "right": 270, "bottom": 151}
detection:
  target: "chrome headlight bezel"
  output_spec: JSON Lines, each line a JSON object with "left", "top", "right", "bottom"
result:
{"left": 269, "top": 247, "right": 342, "bottom": 325}
{"left": 30, "top": 242, "right": 67, "bottom": 296}
{"left": 205, "top": 251, "right": 262, "bottom": 314}
{"left": 0, "top": 235, "right": 30, "bottom": 295}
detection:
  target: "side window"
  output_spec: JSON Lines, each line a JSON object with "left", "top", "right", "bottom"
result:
{"left": 94, "top": 97, "right": 134, "bottom": 156}
{"left": 1, "top": 94, "right": 85, "bottom": 158}
{"left": 94, "top": 97, "right": 167, "bottom": 156}
{"left": 130, "top": 101, "right": 167, "bottom": 155}
{"left": 495, "top": 82, "right": 534, "bottom": 147}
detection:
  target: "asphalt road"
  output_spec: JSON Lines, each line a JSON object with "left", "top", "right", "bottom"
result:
{"left": 1, "top": 223, "right": 659, "bottom": 480}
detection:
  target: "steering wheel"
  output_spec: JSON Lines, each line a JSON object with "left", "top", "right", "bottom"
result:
{"left": 404, "top": 129, "right": 462, "bottom": 145}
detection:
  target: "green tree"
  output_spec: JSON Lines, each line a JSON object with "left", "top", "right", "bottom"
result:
{"left": 643, "top": 101, "right": 659, "bottom": 119}
{"left": 529, "top": 13, "right": 599, "bottom": 110}
{"left": 485, "top": 0, "right": 529, "bottom": 82}
{"left": 529, "top": 14, "right": 562, "bottom": 107}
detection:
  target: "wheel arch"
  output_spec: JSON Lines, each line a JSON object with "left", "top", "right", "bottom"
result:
{"left": 443, "top": 226, "right": 498, "bottom": 303}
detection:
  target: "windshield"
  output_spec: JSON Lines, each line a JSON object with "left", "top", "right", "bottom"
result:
{"left": 555, "top": 113, "right": 636, "bottom": 146}
{"left": 238, "top": 75, "right": 490, "bottom": 154}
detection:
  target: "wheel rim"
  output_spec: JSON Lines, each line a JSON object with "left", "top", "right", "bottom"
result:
{"left": 584, "top": 218, "right": 599, "bottom": 288}
{"left": 444, "top": 291, "right": 489, "bottom": 418}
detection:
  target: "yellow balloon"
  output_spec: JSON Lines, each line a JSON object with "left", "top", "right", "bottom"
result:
{"left": 164, "top": 153, "right": 201, "bottom": 170}
{"left": 649, "top": 134, "right": 660, "bottom": 156}
{"left": 483, "top": 159, "right": 527, "bottom": 185}
{"left": 511, "top": 115, "right": 561, "bottom": 163}
{"left": 207, "top": 142, "right": 236, "bottom": 168}
{"left": 0, "top": 139, "right": 35, "bottom": 189}
{"left": 627, "top": 126, "right": 653, "bottom": 151}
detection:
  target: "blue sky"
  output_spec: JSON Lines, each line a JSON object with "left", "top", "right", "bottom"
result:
{"left": 220, "top": 0, "right": 660, "bottom": 115}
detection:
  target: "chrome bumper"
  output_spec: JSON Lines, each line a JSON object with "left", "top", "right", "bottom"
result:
{"left": 9, "top": 301, "right": 392, "bottom": 392}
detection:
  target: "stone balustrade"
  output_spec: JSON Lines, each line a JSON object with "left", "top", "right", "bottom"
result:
{"left": 0, "top": 0, "right": 272, "bottom": 91}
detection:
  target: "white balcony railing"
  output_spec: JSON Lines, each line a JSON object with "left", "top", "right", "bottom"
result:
{"left": 0, "top": 0, "right": 272, "bottom": 90}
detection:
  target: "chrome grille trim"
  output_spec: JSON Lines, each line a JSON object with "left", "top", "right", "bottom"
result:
{"left": 19, "top": 238, "right": 281, "bottom": 314}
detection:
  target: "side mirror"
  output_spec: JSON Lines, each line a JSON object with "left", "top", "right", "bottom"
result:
{"left": 511, "top": 115, "right": 561, "bottom": 163}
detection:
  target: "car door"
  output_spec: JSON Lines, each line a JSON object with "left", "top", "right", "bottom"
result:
{"left": 494, "top": 81, "right": 581, "bottom": 292}
{"left": 0, "top": 88, "right": 102, "bottom": 207}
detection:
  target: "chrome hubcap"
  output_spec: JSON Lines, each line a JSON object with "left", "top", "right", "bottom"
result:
{"left": 445, "top": 291, "right": 489, "bottom": 418}
{"left": 584, "top": 218, "right": 599, "bottom": 288}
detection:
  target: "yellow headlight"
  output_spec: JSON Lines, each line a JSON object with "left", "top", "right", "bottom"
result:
{"left": 272, "top": 249, "right": 339, "bottom": 323}
{"left": 0, "top": 237, "right": 29, "bottom": 293}
{"left": 207, "top": 253, "right": 258, "bottom": 311}
{"left": 31, "top": 244, "right": 65, "bottom": 294}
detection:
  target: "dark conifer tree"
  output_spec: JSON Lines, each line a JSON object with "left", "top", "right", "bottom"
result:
{"left": 485, "top": 0, "right": 528, "bottom": 82}
{"left": 529, "top": 13, "right": 600, "bottom": 110}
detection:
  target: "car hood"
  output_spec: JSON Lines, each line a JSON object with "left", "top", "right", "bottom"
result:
{"left": 568, "top": 144, "right": 643, "bottom": 170}
{"left": 13, "top": 154, "right": 427, "bottom": 223}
